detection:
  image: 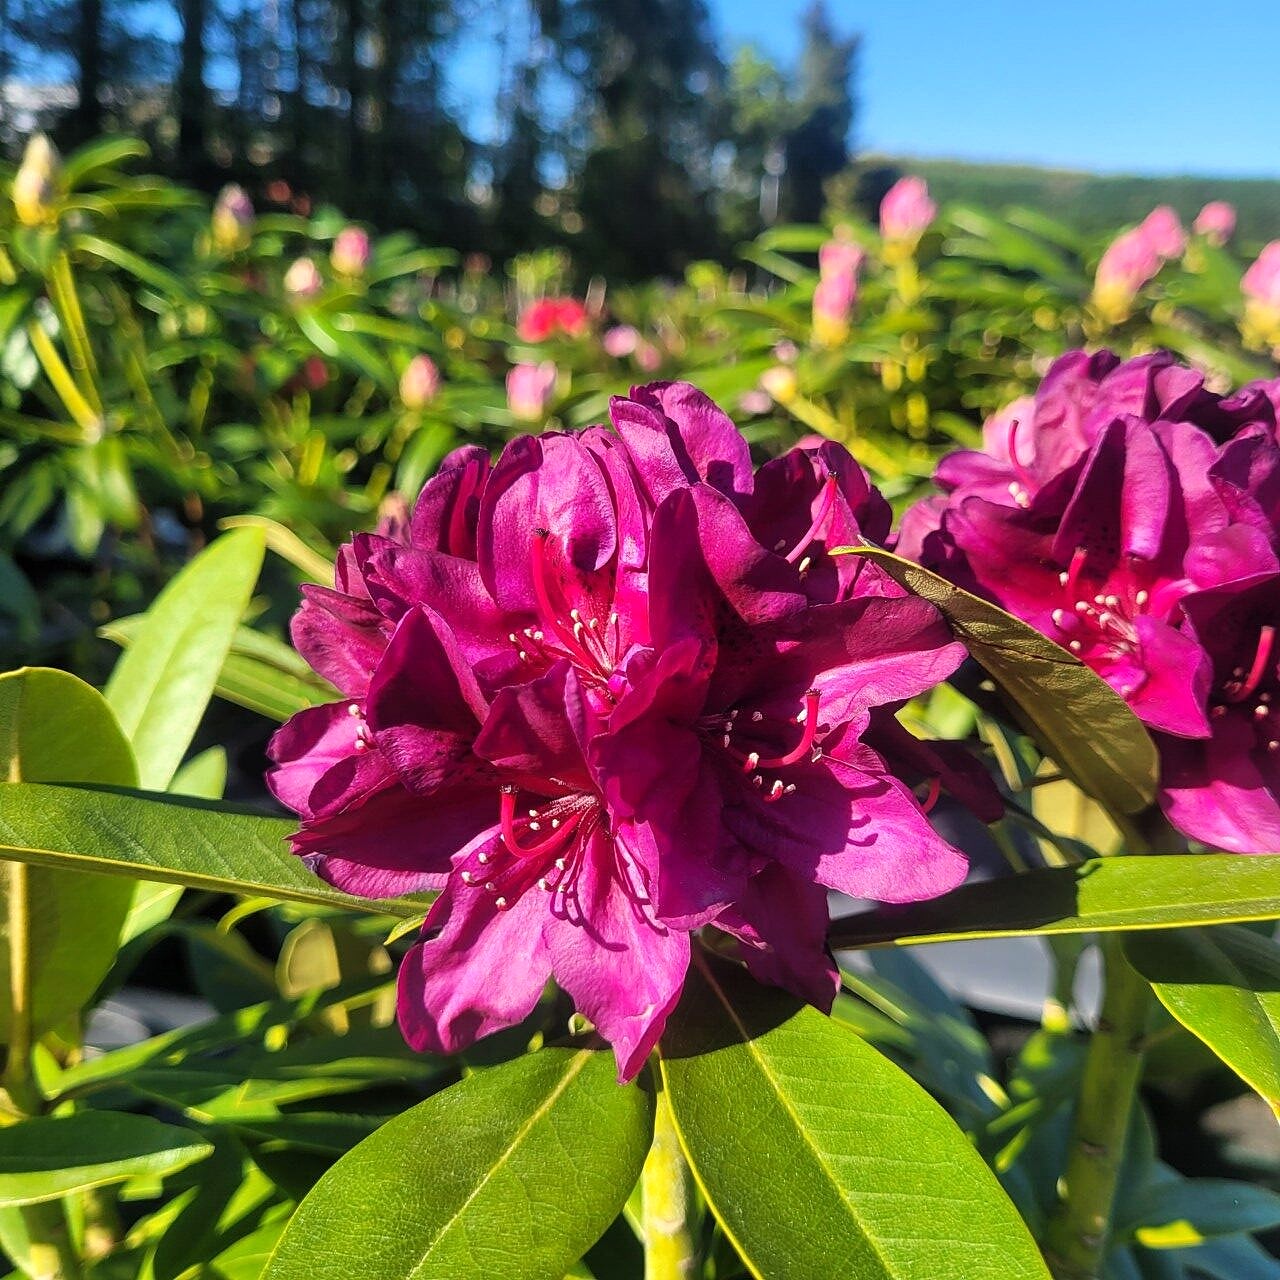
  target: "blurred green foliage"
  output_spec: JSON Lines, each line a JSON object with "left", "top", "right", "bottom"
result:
{"left": 0, "top": 135, "right": 1274, "bottom": 679}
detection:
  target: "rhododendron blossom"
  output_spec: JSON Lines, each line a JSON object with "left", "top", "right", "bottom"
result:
{"left": 517, "top": 296, "right": 590, "bottom": 343}
{"left": 270, "top": 382, "right": 975, "bottom": 1078}
{"left": 903, "top": 348, "right": 1280, "bottom": 851}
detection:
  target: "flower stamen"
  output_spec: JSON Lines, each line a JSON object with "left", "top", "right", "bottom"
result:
{"left": 785, "top": 475, "right": 839, "bottom": 565}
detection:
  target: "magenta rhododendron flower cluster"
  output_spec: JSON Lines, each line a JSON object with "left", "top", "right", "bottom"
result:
{"left": 902, "top": 349, "right": 1280, "bottom": 852}
{"left": 269, "top": 383, "right": 978, "bottom": 1077}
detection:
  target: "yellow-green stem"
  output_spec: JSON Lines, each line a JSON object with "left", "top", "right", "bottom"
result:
{"left": 47, "top": 253, "right": 103, "bottom": 414}
{"left": 25, "top": 322, "right": 101, "bottom": 438}
{"left": 5, "top": 866, "right": 83, "bottom": 1280}
{"left": 641, "top": 1087, "right": 698, "bottom": 1280}
{"left": 1042, "top": 935, "right": 1151, "bottom": 1279}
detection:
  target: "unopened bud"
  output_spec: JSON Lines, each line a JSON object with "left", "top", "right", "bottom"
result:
{"left": 331, "top": 225, "right": 370, "bottom": 276}
{"left": 760, "top": 365, "right": 798, "bottom": 405}
{"left": 506, "top": 361, "right": 557, "bottom": 421}
{"left": 12, "top": 134, "right": 61, "bottom": 227}
{"left": 284, "top": 256, "right": 323, "bottom": 300}
{"left": 399, "top": 354, "right": 441, "bottom": 409}
{"left": 211, "top": 184, "right": 254, "bottom": 251}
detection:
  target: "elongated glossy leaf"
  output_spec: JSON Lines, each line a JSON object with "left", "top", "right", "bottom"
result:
{"left": 104, "top": 527, "right": 265, "bottom": 790}
{"left": 0, "top": 1112, "right": 212, "bottom": 1205}
{"left": 103, "top": 617, "right": 336, "bottom": 722}
{"left": 829, "top": 855, "right": 1280, "bottom": 950}
{"left": 1119, "top": 1175, "right": 1280, "bottom": 1248}
{"left": 1124, "top": 926, "right": 1280, "bottom": 1116}
{"left": 0, "top": 782, "right": 427, "bottom": 919}
{"left": 262, "top": 1046, "right": 653, "bottom": 1280}
{"left": 839, "top": 547, "right": 1157, "bottom": 814}
{"left": 660, "top": 955, "right": 1049, "bottom": 1280}
{"left": 0, "top": 668, "right": 137, "bottom": 1040}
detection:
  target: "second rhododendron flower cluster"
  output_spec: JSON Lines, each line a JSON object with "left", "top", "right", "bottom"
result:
{"left": 269, "top": 383, "right": 975, "bottom": 1078}
{"left": 901, "top": 349, "right": 1280, "bottom": 853}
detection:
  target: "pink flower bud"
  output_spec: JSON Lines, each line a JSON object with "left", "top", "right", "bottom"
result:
{"left": 284, "top": 256, "right": 323, "bottom": 300}
{"left": 879, "top": 177, "right": 936, "bottom": 243}
{"left": 602, "top": 325, "right": 639, "bottom": 358}
{"left": 506, "top": 361, "right": 557, "bottom": 420}
{"left": 1092, "top": 228, "right": 1162, "bottom": 324}
{"left": 212, "top": 183, "right": 254, "bottom": 251}
{"left": 812, "top": 274, "right": 858, "bottom": 347}
{"left": 760, "top": 365, "right": 798, "bottom": 404}
{"left": 399, "top": 355, "right": 441, "bottom": 409}
{"left": 331, "top": 226, "right": 371, "bottom": 276}
{"left": 1138, "top": 206, "right": 1186, "bottom": 260}
{"left": 818, "top": 238, "right": 865, "bottom": 281}
{"left": 1243, "top": 242, "right": 1280, "bottom": 309}
{"left": 635, "top": 341, "right": 661, "bottom": 373}
{"left": 1193, "top": 201, "right": 1236, "bottom": 246}
{"left": 1241, "top": 242, "right": 1280, "bottom": 348}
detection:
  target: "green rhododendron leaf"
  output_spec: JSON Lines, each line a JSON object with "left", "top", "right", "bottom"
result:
{"left": 660, "top": 954, "right": 1051, "bottom": 1280}
{"left": 1125, "top": 926, "right": 1280, "bottom": 1117}
{"left": 262, "top": 1046, "right": 653, "bottom": 1280}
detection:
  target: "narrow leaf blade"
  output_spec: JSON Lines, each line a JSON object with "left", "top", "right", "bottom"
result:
{"left": 0, "top": 1112, "right": 212, "bottom": 1205}
{"left": 1125, "top": 925, "right": 1280, "bottom": 1116}
{"left": 104, "top": 528, "right": 266, "bottom": 790}
{"left": 829, "top": 856, "right": 1280, "bottom": 949}
{"left": 0, "top": 782, "right": 427, "bottom": 919}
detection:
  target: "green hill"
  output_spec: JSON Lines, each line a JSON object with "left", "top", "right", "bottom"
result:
{"left": 869, "top": 155, "right": 1280, "bottom": 245}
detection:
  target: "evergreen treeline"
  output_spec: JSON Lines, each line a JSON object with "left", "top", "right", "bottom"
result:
{"left": 0, "top": 0, "right": 858, "bottom": 275}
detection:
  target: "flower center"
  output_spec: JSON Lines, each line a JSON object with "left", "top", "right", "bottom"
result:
{"left": 455, "top": 785, "right": 656, "bottom": 927}
{"left": 1212, "top": 625, "right": 1280, "bottom": 755}
{"left": 506, "top": 529, "right": 620, "bottom": 686}
{"left": 1049, "top": 547, "right": 1161, "bottom": 683}
{"left": 708, "top": 688, "right": 823, "bottom": 803}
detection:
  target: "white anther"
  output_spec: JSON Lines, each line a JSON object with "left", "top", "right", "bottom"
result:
{"left": 484, "top": 881, "right": 495, "bottom": 892}
{"left": 744, "top": 751, "right": 760, "bottom": 770}
{"left": 495, "top": 896, "right": 508, "bottom": 909}
{"left": 1069, "top": 640, "right": 1083, "bottom": 653}
{"left": 1058, "top": 571, "right": 1070, "bottom": 586}
{"left": 797, "top": 556, "right": 812, "bottom": 574}
{"left": 769, "top": 780, "right": 785, "bottom": 799}
{"left": 752, "top": 710, "right": 765, "bottom": 722}
{"left": 460, "top": 871, "right": 474, "bottom": 884}
{"left": 476, "top": 851, "right": 489, "bottom": 864}
{"left": 555, "top": 858, "right": 567, "bottom": 870}
{"left": 1135, "top": 590, "right": 1149, "bottom": 606}
{"left": 529, "top": 821, "right": 541, "bottom": 832}
{"left": 347, "top": 703, "right": 361, "bottom": 717}
{"left": 1051, "top": 609, "right": 1066, "bottom": 626}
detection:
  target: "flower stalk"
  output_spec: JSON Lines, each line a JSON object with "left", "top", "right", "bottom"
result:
{"left": 5, "top": 864, "right": 83, "bottom": 1280}
{"left": 641, "top": 1086, "right": 698, "bottom": 1280}
{"left": 1042, "top": 933, "right": 1151, "bottom": 1279}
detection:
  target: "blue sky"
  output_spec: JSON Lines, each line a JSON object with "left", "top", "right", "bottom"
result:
{"left": 711, "top": 0, "right": 1280, "bottom": 178}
